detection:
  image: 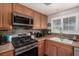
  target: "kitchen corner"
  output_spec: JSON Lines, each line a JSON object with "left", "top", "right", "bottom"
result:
{"left": 1, "top": 3, "right": 79, "bottom": 56}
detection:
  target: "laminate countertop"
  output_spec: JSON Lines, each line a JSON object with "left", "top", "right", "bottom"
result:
{"left": 0, "top": 43, "right": 14, "bottom": 54}
{"left": 0, "top": 35, "right": 79, "bottom": 54}
{"left": 35, "top": 35, "right": 79, "bottom": 48}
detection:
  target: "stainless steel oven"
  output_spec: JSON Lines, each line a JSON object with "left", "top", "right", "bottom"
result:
{"left": 10, "top": 34, "right": 38, "bottom": 56}
{"left": 15, "top": 42, "right": 38, "bottom": 56}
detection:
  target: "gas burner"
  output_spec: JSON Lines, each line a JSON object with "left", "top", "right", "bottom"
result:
{"left": 18, "top": 34, "right": 27, "bottom": 37}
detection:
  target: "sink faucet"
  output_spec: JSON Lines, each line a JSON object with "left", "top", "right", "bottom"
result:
{"left": 59, "top": 27, "right": 64, "bottom": 41}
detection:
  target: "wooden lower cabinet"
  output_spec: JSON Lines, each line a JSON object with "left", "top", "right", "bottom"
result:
{"left": 45, "top": 40, "right": 74, "bottom": 56}
{"left": 58, "top": 47, "right": 73, "bottom": 56}
{"left": 0, "top": 50, "right": 14, "bottom": 56}
{"left": 45, "top": 44, "right": 57, "bottom": 56}
{"left": 38, "top": 40, "right": 45, "bottom": 56}
{"left": 45, "top": 40, "right": 57, "bottom": 56}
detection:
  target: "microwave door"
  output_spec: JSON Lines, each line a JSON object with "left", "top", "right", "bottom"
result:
{"left": 13, "top": 16, "right": 29, "bottom": 25}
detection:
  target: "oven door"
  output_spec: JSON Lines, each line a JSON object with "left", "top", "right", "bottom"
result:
{"left": 18, "top": 47, "right": 38, "bottom": 56}
{"left": 15, "top": 43, "right": 38, "bottom": 56}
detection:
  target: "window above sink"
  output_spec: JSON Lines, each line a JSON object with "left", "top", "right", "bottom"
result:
{"left": 51, "top": 14, "right": 79, "bottom": 35}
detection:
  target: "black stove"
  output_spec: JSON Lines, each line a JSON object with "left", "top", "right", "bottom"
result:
{"left": 12, "top": 36, "right": 37, "bottom": 48}
{"left": 11, "top": 34, "right": 37, "bottom": 55}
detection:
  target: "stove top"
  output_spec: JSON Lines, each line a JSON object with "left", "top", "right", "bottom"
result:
{"left": 12, "top": 36, "right": 37, "bottom": 48}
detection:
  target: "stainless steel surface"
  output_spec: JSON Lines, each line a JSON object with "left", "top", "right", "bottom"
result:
{"left": 13, "top": 23, "right": 33, "bottom": 26}
{"left": 74, "top": 48, "right": 79, "bottom": 56}
{"left": 13, "top": 12, "right": 33, "bottom": 19}
{"left": 15, "top": 43, "right": 37, "bottom": 55}
{"left": 11, "top": 33, "right": 37, "bottom": 55}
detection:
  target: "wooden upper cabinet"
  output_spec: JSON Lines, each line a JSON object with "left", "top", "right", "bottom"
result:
{"left": 41, "top": 15, "right": 48, "bottom": 29}
{"left": 13, "top": 3, "right": 34, "bottom": 17}
{"left": 33, "top": 11, "right": 41, "bottom": 29}
{"left": 0, "top": 3, "right": 12, "bottom": 30}
{"left": 24, "top": 6, "right": 34, "bottom": 18}
{"left": 2, "top": 3, "right": 12, "bottom": 30}
{"left": 13, "top": 4, "right": 25, "bottom": 14}
{"left": 0, "top": 4, "right": 3, "bottom": 28}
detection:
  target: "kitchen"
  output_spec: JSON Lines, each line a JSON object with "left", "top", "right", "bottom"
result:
{"left": 0, "top": 3, "right": 79, "bottom": 56}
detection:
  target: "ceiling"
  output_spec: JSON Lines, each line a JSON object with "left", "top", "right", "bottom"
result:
{"left": 21, "top": 3, "right": 79, "bottom": 16}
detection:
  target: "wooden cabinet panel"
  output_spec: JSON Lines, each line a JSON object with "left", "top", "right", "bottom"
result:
{"left": 13, "top": 4, "right": 25, "bottom": 14}
{"left": 0, "top": 4, "right": 3, "bottom": 28}
{"left": 45, "top": 40, "right": 73, "bottom": 56}
{"left": 58, "top": 46, "right": 73, "bottom": 56}
{"left": 38, "top": 40, "right": 45, "bottom": 56}
{"left": 24, "top": 7, "right": 34, "bottom": 18}
{"left": 41, "top": 15, "right": 47, "bottom": 29}
{"left": 0, "top": 3, "right": 12, "bottom": 30}
{"left": 3, "top": 3, "right": 12, "bottom": 30}
{"left": 0, "top": 50, "right": 14, "bottom": 56}
{"left": 33, "top": 11, "right": 41, "bottom": 29}
{"left": 45, "top": 40, "right": 57, "bottom": 56}
{"left": 13, "top": 3, "right": 34, "bottom": 17}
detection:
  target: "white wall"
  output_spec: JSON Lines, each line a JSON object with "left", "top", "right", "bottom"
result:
{"left": 48, "top": 6, "right": 79, "bottom": 29}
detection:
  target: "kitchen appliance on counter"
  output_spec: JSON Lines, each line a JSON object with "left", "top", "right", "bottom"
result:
{"left": 0, "top": 37, "right": 7, "bottom": 45}
{"left": 29, "top": 29, "right": 51, "bottom": 38}
{"left": 5, "top": 33, "right": 38, "bottom": 56}
{"left": 0, "top": 34, "right": 8, "bottom": 45}
{"left": 33, "top": 31, "right": 43, "bottom": 38}
{"left": 40, "top": 29, "right": 51, "bottom": 35}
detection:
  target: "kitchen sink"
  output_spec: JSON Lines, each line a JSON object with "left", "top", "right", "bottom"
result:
{"left": 50, "top": 37, "right": 73, "bottom": 45}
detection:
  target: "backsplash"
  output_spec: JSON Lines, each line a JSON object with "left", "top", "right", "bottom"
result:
{"left": 12, "top": 28, "right": 39, "bottom": 34}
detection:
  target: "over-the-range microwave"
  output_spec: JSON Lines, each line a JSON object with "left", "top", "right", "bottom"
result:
{"left": 12, "top": 12, "right": 33, "bottom": 26}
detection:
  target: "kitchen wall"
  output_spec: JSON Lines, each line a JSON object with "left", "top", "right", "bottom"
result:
{"left": 12, "top": 28, "right": 39, "bottom": 34}
{"left": 48, "top": 6, "right": 79, "bottom": 29}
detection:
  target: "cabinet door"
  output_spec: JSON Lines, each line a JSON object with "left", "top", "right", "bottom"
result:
{"left": 24, "top": 7, "right": 34, "bottom": 18}
{"left": 58, "top": 47, "right": 73, "bottom": 56}
{"left": 45, "top": 40, "right": 57, "bottom": 56}
{"left": 33, "top": 11, "right": 41, "bottom": 29}
{"left": 38, "top": 40, "right": 45, "bottom": 56}
{"left": 41, "top": 15, "right": 47, "bottom": 29}
{"left": 0, "top": 4, "right": 3, "bottom": 28}
{"left": 13, "top": 4, "right": 25, "bottom": 14}
{"left": 13, "top": 3, "right": 34, "bottom": 17}
{"left": 2, "top": 3, "right": 12, "bottom": 30}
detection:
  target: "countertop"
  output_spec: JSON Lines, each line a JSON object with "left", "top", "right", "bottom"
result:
{"left": 0, "top": 43, "right": 14, "bottom": 54}
{"left": 0, "top": 35, "right": 79, "bottom": 54}
{"left": 35, "top": 35, "right": 79, "bottom": 48}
